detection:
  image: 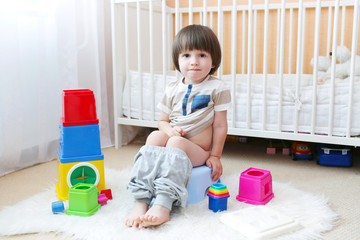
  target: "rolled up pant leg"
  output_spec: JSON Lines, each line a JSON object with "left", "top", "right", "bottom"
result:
{"left": 127, "top": 145, "right": 192, "bottom": 210}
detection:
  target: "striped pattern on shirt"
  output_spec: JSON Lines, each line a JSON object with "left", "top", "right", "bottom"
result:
{"left": 157, "top": 75, "right": 231, "bottom": 138}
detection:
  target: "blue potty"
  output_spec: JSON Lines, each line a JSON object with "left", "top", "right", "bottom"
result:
{"left": 187, "top": 165, "right": 217, "bottom": 204}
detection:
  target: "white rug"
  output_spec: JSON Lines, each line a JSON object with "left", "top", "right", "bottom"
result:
{"left": 0, "top": 167, "right": 338, "bottom": 240}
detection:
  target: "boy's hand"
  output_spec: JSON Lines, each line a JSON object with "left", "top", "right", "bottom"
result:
{"left": 169, "top": 126, "right": 186, "bottom": 137}
{"left": 206, "top": 156, "right": 223, "bottom": 182}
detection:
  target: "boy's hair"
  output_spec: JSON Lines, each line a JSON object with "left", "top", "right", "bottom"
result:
{"left": 172, "top": 24, "right": 221, "bottom": 75}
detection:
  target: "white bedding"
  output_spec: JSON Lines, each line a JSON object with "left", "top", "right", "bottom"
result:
{"left": 122, "top": 70, "right": 360, "bottom": 136}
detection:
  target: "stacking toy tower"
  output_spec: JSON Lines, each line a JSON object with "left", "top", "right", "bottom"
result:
{"left": 56, "top": 89, "right": 105, "bottom": 201}
{"left": 207, "top": 183, "right": 230, "bottom": 212}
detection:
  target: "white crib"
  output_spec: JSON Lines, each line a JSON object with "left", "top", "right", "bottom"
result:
{"left": 111, "top": 0, "right": 360, "bottom": 148}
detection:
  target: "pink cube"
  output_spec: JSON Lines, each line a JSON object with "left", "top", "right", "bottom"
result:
{"left": 236, "top": 168, "right": 274, "bottom": 205}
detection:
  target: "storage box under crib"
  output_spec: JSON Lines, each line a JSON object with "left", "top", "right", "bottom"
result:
{"left": 318, "top": 144, "right": 352, "bottom": 167}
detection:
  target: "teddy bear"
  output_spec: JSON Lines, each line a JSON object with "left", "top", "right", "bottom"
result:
{"left": 310, "top": 55, "right": 331, "bottom": 84}
{"left": 325, "top": 45, "right": 360, "bottom": 81}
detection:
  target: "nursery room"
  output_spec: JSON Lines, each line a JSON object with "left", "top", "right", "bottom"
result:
{"left": 1, "top": 0, "right": 360, "bottom": 239}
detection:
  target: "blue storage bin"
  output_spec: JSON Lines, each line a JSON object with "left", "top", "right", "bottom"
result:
{"left": 58, "top": 124, "right": 102, "bottom": 160}
{"left": 318, "top": 144, "right": 352, "bottom": 167}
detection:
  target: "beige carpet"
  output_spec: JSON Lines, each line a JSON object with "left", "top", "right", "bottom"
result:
{"left": 0, "top": 137, "right": 359, "bottom": 240}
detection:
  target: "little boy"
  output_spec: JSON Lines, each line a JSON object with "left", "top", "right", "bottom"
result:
{"left": 125, "top": 24, "right": 231, "bottom": 229}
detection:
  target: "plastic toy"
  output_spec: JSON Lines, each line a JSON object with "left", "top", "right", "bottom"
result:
{"left": 236, "top": 168, "right": 274, "bottom": 205}
{"left": 220, "top": 206, "right": 302, "bottom": 239}
{"left": 317, "top": 144, "right": 352, "bottom": 167}
{"left": 186, "top": 165, "right": 217, "bottom": 204}
{"left": 98, "top": 193, "right": 109, "bottom": 206}
{"left": 61, "top": 89, "right": 99, "bottom": 126}
{"left": 101, "top": 189, "right": 113, "bottom": 200}
{"left": 52, "top": 201, "right": 65, "bottom": 214}
{"left": 58, "top": 124, "right": 103, "bottom": 160}
{"left": 56, "top": 89, "right": 106, "bottom": 201}
{"left": 266, "top": 140, "right": 290, "bottom": 155}
{"left": 207, "top": 183, "right": 230, "bottom": 212}
{"left": 290, "top": 141, "right": 313, "bottom": 160}
{"left": 66, "top": 183, "right": 101, "bottom": 217}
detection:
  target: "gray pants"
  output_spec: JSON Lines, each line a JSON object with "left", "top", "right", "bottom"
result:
{"left": 127, "top": 145, "right": 193, "bottom": 210}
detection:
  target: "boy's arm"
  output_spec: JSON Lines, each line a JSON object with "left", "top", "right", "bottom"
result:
{"left": 206, "top": 110, "right": 228, "bottom": 181}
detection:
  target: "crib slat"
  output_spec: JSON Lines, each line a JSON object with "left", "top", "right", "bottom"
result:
{"left": 276, "top": 9, "right": 280, "bottom": 74}
{"left": 242, "top": 10, "right": 246, "bottom": 74}
{"left": 262, "top": 0, "right": 269, "bottom": 131}
{"left": 311, "top": 0, "right": 322, "bottom": 135}
{"left": 326, "top": 6, "right": 332, "bottom": 56}
{"left": 294, "top": 0, "right": 304, "bottom": 133}
{"left": 340, "top": 6, "right": 346, "bottom": 46}
{"left": 231, "top": 0, "right": 237, "bottom": 128}
{"left": 253, "top": 10, "right": 257, "bottom": 74}
{"left": 137, "top": 1, "right": 143, "bottom": 120}
{"left": 329, "top": 0, "right": 341, "bottom": 136}
{"left": 278, "top": 0, "right": 286, "bottom": 132}
{"left": 149, "top": 1, "right": 155, "bottom": 121}
{"left": 175, "top": 0, "right": 179, "bottom": 34}
{"left": 288, "top": 8, "right": 293, "bottom": 74}
{"left": 347, "top": 0, "right": 359, "bottom": 138}
{"left": 189, "top": 0, "right": 193, "bottom": 24}
{"left": 247, "top": 0, "right": 253, "bottom": 129}
{"left": 218, "top": 0, "right": 223, "bottom": 80}
{"left": 203, "top": 0, "right": 207, "bottom": 26}
{"left": 162, "top": 0, "right": 166, "bottom": 90}
{"left": 125, "top": 3, "right": 131, "bottom": 119}
{"left": 301, "top": 8, "right": 306, "bottom": 74}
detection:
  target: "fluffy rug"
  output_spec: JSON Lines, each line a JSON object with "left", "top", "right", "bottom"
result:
{"left": 0, "top": 167, "right": 338, "bottom": 240}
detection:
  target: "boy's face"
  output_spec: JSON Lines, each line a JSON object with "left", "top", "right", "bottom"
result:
{"left": 178, "top": 49, "right": 214, "bottom": 84}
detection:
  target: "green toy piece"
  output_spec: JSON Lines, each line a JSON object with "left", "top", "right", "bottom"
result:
{"left": 66, "top": 183, "right": 100, "bottom": 217}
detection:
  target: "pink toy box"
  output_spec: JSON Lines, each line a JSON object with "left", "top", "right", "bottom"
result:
{"left": 236, "top": 168, "right": 274, "bottom": 205}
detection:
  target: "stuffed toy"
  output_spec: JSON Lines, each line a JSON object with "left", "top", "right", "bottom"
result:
{"left": 325, "top": 45, "right": 360, "bottom": 80}
{"left": 310, "top": 55, "right": 331, "bottom": 84}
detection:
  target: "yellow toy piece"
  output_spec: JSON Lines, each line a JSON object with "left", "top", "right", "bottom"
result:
{"left": 56, "top": 156, "right": 105, "bottom": 201}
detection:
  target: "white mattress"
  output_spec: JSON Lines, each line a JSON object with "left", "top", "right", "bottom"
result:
{"left": 122, "top": 70, "right": 360, "bottom": 136}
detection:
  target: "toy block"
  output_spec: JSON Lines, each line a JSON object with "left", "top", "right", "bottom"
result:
{"left": 56, "top": 157, "right": 106, "bottom": 201}
{"left": 98, "top": 193, "right": 108, "bottom": 206}
{"left": 282, "top": 148, "right": 290, "bottom": 155}
{"left": 207, "top": 183, "right": 230, "bottom": 212}
{"left": 66, "top": 183, "right": 101, "bottom": 217}
{"left": 266, "top": 147, "right": 276, "bottom": 154}
{"left": 101, "top": 189, "right": 113, "bottom": 200}
{"left": 187, "top": 165, "right": 217, "bottom": 204}
{"left": 61, "top": 89, "right": 98, "bottom": 126}
{"left": 58, "top": 124, "right": 102, "bottom": 161}
{"left": 236, "top": 168, "right": 274, "bottom": 205}
{"left": 52, "top": 201, "right": 65, "bottom": 214}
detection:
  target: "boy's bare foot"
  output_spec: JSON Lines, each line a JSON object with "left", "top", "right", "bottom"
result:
{"left": 124, "top": 201, "right": 148, "bottom": 228}
{"left": 139, "top": 205, "right": 171, "bottom": 228}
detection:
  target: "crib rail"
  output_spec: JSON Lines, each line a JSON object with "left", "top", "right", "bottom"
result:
{"left": 111, "top": 0, "right": 360, "bottom": 148}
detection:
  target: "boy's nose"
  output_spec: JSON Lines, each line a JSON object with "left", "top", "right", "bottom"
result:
{"left": 190, "top": 56, "right": 198, "bottom": 65}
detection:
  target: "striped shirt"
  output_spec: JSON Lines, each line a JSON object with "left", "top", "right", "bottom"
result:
{"left": 157, "top": 75, "right": 231, "bottom": 138}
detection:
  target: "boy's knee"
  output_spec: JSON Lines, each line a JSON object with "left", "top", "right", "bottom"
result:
{"left": 146, "top": 130, "right": 169, "bottom": 146}
{"left": 166, "top": 136, "right": 185, "bottom": 148}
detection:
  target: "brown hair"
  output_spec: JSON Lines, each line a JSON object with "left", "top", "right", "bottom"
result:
{"left": 172, "top": 25, "right": 221, "bottom": 75}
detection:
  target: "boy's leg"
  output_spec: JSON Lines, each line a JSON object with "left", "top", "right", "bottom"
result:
{"left": 140, "top": 204, "right": 171, "bottom": 228}
{"left": 166, "top": 136, "right": 210, "bottom": 167}
{"left": 145, "top": 130, "right": 169, "bottom": 146}
{"left": 124, "top": 200, "right": 149, "bottom": 228}
{"left": 139, "top": 146, "right": 193, "bottom": 228}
